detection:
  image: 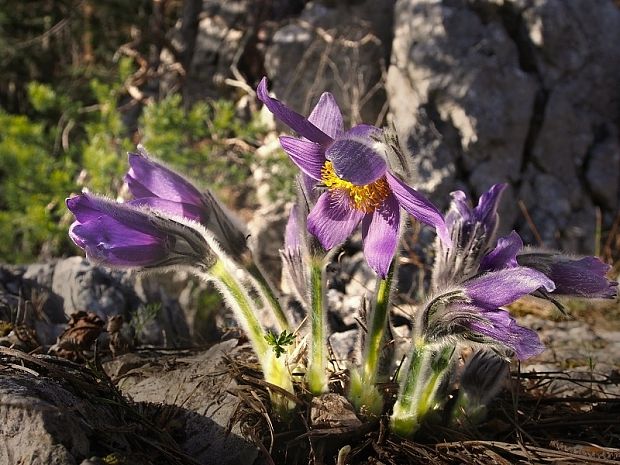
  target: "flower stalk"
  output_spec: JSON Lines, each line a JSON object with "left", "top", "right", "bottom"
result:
{"left": 348, "top": 266, "right": 394, "bottom": 415}
{"left": 207, "top": 259, "right": 295, "bottom": 414}
{"left": 306, "top": 256, "right": 329, "bottom": 394}
{"left": 390, "top": 338, "right": 428, "bottom": 436}
{"left": 390, "top": 342, "right": 454, "bottom": 437}
{"left": 246, "top": 262, "right": 291, "bottom": 332}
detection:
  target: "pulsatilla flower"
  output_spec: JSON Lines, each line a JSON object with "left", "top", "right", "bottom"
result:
{"left": 482, "top": 231, "right": 618, "bottom": 300}
{"left": 125, "top": 146, "right": 248, "bottom": 260}
{"left": 257, "top": 78, "right": 449, "bottom": 278}
{"left": 422, "top": 267, "right": 555, "bottom": 359}
{"left": 433, "top": 184, "right": 507, "bottom": 289}
{"left": 67, "top": 193, "right": 215, "bottom": 270}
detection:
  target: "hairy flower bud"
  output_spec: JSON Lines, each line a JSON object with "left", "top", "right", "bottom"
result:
{"left": 67, "top": 193, "right": 216, "bottom": 270}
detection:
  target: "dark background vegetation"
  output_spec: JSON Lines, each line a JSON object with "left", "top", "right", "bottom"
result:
{"left": 0, "top": 0, "right": 294, "bottom": 264}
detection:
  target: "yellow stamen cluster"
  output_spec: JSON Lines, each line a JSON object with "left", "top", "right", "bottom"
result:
{"left": 320, "top": 161, "right": 390, "bottom": 213}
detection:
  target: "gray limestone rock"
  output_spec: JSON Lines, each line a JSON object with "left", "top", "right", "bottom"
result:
{"left": 265, "top": 1, "right": 394, "bottom": 127}
{"left": 107, "top": 339, "right": 262, "bottom": 465}
{"left": 0, "top": 341, "right": 260, "bottom": 465}
{"left": 387, "top": 0, "right": 620, "bottom": 252}
{"left": 52, "top": 257, "right": 130, "bottom": 320}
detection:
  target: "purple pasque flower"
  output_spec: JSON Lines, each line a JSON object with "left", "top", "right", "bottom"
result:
{"left": 517, "top": 252, "right": 618, "bottom": 299}
{"left": 423, "top": 267, "right": 555, "bottom": 359}
{"left": 433, "top": 184, "right": 507, "bottom": 289}
{"left": 481, "top": 231, "right": 618, "bottom": 299}
{"left": 257, "top": 78, "right": 448, "bottom": 278}
{"left": 67, "top": 193, "right": 215, "bottom": 269}
{"left": 125, "top": 146, "right": 248, "bottom": 260}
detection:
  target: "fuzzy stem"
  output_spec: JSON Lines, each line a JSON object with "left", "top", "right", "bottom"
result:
{"left": 209, "top": 259, "right": 295, "bottom": 413}
{"left": 416, "top": 345, "right": 454, "bottom": 419}
{"left": 390, "top": 342, "right": 454, "bottom": 437}
{"left": 390, "top": 339, "right": 427, "bottom": 437}
{"left": 306, "top": 257, "right": 328, "bottom": 394}
{"left": 363, "top": 267, "right": 394, "bottom": 381}
{"left": 246, "top": 262, "right": 291, "bottom": 332}
{"left": 348, "top": 268, "right": 394, "bottom": 415}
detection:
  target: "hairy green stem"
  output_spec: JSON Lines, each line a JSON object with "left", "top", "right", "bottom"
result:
{"left": 209, "top": 259, "right": 295, "bottom": 413}
{"left": 390, "top": 339, "right": 427, "bottom": 436}
{"left": 307, "top": 257, "right": 328, "bottom": 394}
{"left": 348, "top": 268, "right": 394, "bottom": 415}
{"left": 390, "top": 342, "right": 454, "bottom": 437}
{"left": 247, "top": 262, "right": 291, "bottom": 332}
{"left": 363, "top": 268, "right": 394, "bottom": 381}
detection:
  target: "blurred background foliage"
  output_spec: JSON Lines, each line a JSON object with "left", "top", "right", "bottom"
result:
{"left": 0, "top": 0, "right": 284, "bottom": 264}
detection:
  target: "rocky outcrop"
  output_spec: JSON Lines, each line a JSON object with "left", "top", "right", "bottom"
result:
{"left": 264, "top": 1, "right": 395, "bottom": 127}
{"left": 0, "top": 341, "right": 260, "bottom": 465}
{"left": 0, "top": 258, "right": 206, "bottom": 350}
{"left": 387, "top": 0, "right": 620, "bottom": 251}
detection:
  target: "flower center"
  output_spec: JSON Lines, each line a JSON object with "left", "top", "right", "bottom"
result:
{"left": 320, "top": 161, "right": 390, "bottom": 213}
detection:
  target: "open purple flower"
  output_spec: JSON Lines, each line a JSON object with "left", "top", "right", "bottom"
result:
{"left": 257, "top": 78, "right": 448, "bottom": 278}
{"left": 125, "top": 147, "right": 248, "bottom": 259}
{"left": 424, "top": 267, "right": 555, "bottom": 359}
{"left": 67, "top": 193, "right": 214, "bottom": 269}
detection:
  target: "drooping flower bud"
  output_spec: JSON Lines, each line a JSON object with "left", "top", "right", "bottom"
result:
{"left": 125, "top": 146, "right": 249, "bottom": 262}
{"left": 67, "top": 193, "right": 216, "bottom": 271}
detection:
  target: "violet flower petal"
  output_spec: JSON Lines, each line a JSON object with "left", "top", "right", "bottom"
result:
{"left": 307, "top": 192, "right": 364, "bottom": 250}
{"left": 385, "top": 172, "right": 450, "bottom": 244}
{"left": 307, "top": 92, "right": 344, "bottom": 139}
{"left": 279, "top": 136, "right": 326, "bottom": 180}
{"left": 518, "top": 253, "right": 618, "bottom": 299}
{"left": 361, "top": 194, "right": 400, "bottom": 278}
{"left": 467, "top": 310, "right": 545, "bottom": 360}
{"left": 284, "top": 204, "right": 301, "bottom": 252}
{"left": 67, "top": 194, "right": 155, "bottom": 236}
{"left": 128, "top": 197, "right": 205, "bottom": 224}
{"left": 127, "top": 152, "right": 203, "bottom": 205}
{"left": 473, "top": 183, "right": 507, "bottom": 233}
{"left": 325, "top": 125, "right": 387, "bottom": 185}
{"left": 69, "top": 217, "right": 169, "bottom": 267}
{"left": 480, "top": 231, "right": 523, "bottom": 272}
{"left": 464, "top": 267, "right": 555, "bottom": 308}
{"left": 124, "top": 175, "right": 156, "bottom": 199}
{"left": 257, "top": 77, "right": 332, "bottom": 147}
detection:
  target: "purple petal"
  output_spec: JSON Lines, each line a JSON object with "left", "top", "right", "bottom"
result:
{"left": 325, "top": 125, "right": 387, "bottom": 185}
{"left": 345, "top": 124, "right": 382, "bottom": 139}
{"left": 445, "top": 190, "right": 473, "bottom": 231}
{"left": 124, "top": 174, "right": 156, "bottom": 199}
{"left": 307, "top": 192, "right": 364, "bottom": 250}
{"left": 69, "top": 216, "right": 169, "bottom": 267}
{"left": 127, "top": 152, "right": 203, "bottom": 205}
{"left": 66, "top": 194, "right": 106, "bottom": 223}
{"left": 473, "top": 183, "right": 507, "bottom": 233}
{"left": 468, "top": 311, "right": 545, "bottom": 360}
{"left": 518, "top": 253, "right": 618, "bottom": 299}
{"left": 256, "top": 78, "right": 332, "bottom": 146}
{"left": 308, "top": 92, "right": 344, "bottom": 139}
{"left": 279, "top": 136, "right": 326, "bottom": 180}
{"left": 66, "top": 194, "right": 155, "bottom": 235}
{"left": 464, "top": 267, "right": 556, "bottom": 308}
{"left": 70, "top": 216, "right": 163, "bottom": 248}
{"left": 128, "top": 197, "right": 205, "bottom": 223}
{"left": 385, "top": 172, "right": 450, "bottom": 245}
{"left": 361, "top": 194, "right": 400, "bottom": 278}
{"left": 285, "top": 204, "right": 301, "bottom": 252}
{"left": 481, "top": 231, "right": 523, "bottom": 271}
{"left": 84, "top": 242, "right": 169, "bottom": 267}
